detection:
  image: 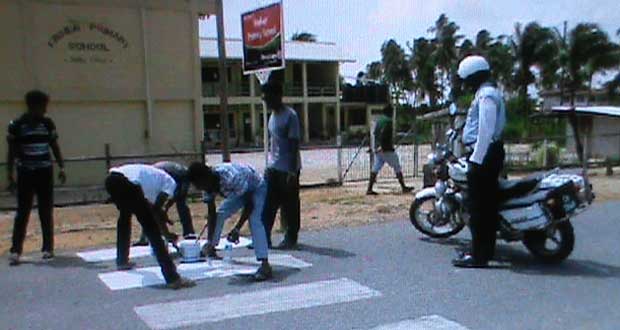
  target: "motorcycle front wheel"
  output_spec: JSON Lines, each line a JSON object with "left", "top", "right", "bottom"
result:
{"left": 523, "top": 221, "right": 575, "bottom": 264}
{"left": 409, "top": 195, "right": 466, "bottom": 238}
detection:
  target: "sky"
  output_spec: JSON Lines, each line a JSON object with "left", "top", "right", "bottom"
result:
{"left": 200, "top": 0, "right": 620, "bottom": 81}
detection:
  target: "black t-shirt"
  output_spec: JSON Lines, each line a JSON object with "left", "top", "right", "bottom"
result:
{"left": 7, "top": 114, "right": 58, "bottom": 169}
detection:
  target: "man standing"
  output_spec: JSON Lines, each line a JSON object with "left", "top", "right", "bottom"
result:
{"left": 105, "top": 164, "right": 195, "bottom": 289}
{"left": 133, "top": 161, "right": 196, "bottom": 246}
{"left": 7, "top": 90, "right": 66, "bottom": 266}
{"left": 367, "top": 105, "right": 412, "bottom": 195}
{"left": 452, "top": 55, "right": 506, "bottom": 268}
{"left": 187, "top": 162, "right": 272, "bottom": 281}
{"left": 261, "top": 81, "right": 302, "bottom": 250}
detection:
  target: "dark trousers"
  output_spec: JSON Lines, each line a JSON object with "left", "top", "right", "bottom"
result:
{"left": 175, "top": 192, "right": 195, "bottom": 237}
{"left": 11, "top": 167, "right": 54, "bottom": 254}
{"left": 466, "top": 141, "right": 505, "bottom": 263}
{"left": 105, "top": 174, "right": 180, "bottom": 284}
{"left": 262, "top": 169, "right": 300, "bottom": 245}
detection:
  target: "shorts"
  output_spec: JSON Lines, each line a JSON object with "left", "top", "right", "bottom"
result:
{"left": 372, "top": 151, "right": 402, "bottom": 174}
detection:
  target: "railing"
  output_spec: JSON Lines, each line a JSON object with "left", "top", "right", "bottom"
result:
{"left": 202, "top": 83, "right": 251, "bottom": 98}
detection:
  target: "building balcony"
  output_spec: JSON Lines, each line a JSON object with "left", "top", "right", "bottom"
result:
{"left": 202, "top": 82, "right": 337, "bottom": 98}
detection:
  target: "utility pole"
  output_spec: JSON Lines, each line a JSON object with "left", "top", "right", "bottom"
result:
{"left": 216, "top": 0, "right": 231, "bottom": 162}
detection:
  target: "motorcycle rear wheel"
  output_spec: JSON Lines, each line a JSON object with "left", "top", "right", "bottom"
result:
{"left": 409, "top": 195, "right": 466, "bottom": 238}
{"left": 523, "top": 221, "right": 575, "bottom": 264}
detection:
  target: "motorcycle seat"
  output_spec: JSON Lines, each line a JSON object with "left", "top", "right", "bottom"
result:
{"left": 499, "top": 176, "right": 541, "bottom": 200}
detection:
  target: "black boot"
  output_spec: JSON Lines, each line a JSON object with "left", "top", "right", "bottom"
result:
{"left": 367, "top": 172, "right": 378, "bottom": 195}
{"left": 397, "top": 173, "right": 413, "bottom": 193}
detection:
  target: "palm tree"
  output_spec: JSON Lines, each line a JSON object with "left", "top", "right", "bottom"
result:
{"left": 511, "top": 22, "right": 558, "bottom": 114}
{"left": 475, "top": 30, "right": 493, "bottom": 51}
{"left": 365, "top": 61, "right": 383, "bottom": 82}
{"left": 429, "top": 14, "right": 463, "bottom": 102}
{"left": 291, "top": 32, "right": 317, "bottom": 42}
{"left": 408, "top": 37, "right": 439, "bottom": 107}
{"left": 381, "top": 39, "right": 412, "bottom": 105}
{"left": 562, "top": 23, "right": 619, "bottom": 105}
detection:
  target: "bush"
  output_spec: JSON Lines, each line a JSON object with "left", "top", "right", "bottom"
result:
{"left": 532, "top": 142, "right": 561, "bottom": 167}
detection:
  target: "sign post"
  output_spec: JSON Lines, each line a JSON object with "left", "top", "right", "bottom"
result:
{"left": 241, "top": 2, "right": 285, "bottom": 168}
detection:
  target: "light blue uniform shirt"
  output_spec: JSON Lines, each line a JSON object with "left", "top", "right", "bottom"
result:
{"left": 462, "top": 83, "right": 506, "bottom": 164}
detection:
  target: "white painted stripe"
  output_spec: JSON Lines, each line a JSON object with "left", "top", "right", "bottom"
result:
{"left": 98, "top": 254, "right": 311, "bottom": 291}
{"left": 371, "top": 315, "right": 469, "bottom": 330}
{"left": 77, "top": 237, "right": 252, "bottom": 262}
{"left": 135, "top": 278, "right": 381, "bottom": 330}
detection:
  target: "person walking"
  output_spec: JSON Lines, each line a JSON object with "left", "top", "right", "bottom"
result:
{"left": 261, "top": 81, "right": 302, "bottom": 250}
{"left": 187, "top": 162, "right": 272, "bottom": 281}
{"left": 133, "top": 161, "right": 196, "bottom": 246}
{"left": 367, "top": 105, "right": 413, "bottom": 195}
{"left": 7, "top": 90, "right": 66, "bottom": 266}
{"left": 105, "top": 164, "right": 195, "bottom": 289}
{"left": 452, "top": 55, "right": 506, "bottom": 268}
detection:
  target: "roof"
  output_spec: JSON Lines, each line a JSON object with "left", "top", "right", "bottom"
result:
{"left": 200, "top": 38, "right": 355, "bottom": 63}
{"left": 551, "top": 106, "right": 620, "bottom": 118}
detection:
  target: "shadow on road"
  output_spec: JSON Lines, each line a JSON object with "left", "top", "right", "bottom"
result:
{"left": 26, "top": 254, "right": 108, "bottom": 270}
{"left": 420, "top": 236, "right": 620, "bottom": 278}
{"left": 295, "top": 243, "right": 357, "bottom": 259}
{"left": 227, "top": 267, "right": 302, "bottom": 286}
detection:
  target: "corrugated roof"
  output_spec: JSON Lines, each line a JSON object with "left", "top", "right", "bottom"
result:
{"left": 551, "top": 106, "right": 620, "bottom": 117}
{"left": 200, "top": 38, "right": 355, "bottom": 63}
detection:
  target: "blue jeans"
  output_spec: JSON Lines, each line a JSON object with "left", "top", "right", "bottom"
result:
{"left": 212, "top": 181, "right": 269, "bottom": 260}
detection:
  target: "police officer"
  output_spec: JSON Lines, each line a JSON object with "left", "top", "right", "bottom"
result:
{"left": 452, "top": 56, "right": 506, "bottom": 268}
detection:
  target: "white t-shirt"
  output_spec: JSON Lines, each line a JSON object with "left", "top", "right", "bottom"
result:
{"left": 109, "top": 164, "right": 176, "bottom": 204}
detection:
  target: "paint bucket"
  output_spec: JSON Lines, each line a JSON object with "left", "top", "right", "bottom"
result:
{"left": 179, "top": 240, "right": 201, "bottom": 263}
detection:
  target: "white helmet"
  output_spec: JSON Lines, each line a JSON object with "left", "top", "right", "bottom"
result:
{"left": 457, "top": 55, "right": 490, "bottom": 80}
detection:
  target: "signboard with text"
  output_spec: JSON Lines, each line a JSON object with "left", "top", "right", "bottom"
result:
{"left": 241, "top": 2, "right": 285, "bottom": 74}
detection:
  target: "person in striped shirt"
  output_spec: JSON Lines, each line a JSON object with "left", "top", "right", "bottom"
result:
{"left": 7, "top": 91, "right": 66, "bottom": 266}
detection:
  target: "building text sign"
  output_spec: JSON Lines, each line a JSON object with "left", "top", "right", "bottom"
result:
{"left": 241, "top": 2, "right": 285, "bottom": 74}
{"left": 47, "top": 20, "right": 129, "bottom": 64}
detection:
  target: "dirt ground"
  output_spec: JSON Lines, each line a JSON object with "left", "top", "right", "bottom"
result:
{"left": 0, "top": 170, "right": 617, "bottom": 256}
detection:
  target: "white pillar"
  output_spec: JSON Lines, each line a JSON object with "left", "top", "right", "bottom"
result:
{"left": 336, "top": 62, "right": 341, "bottom": 136}
{"left": 302, "top": 62, "right": 310, "bottom": 143}
{"left": 321, "top": 104, "right": 328, "bottom": 139}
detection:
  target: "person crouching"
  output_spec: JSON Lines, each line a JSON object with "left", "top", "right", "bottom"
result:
{"left": 105, "top": 164, "right": 195, "bottom": 289}
{"left": 187, "top": 162, "right": 272, "bottom": 282}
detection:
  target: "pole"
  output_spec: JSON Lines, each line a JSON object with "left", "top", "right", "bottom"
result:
{"left": 263, "top": 100, "right": 269, "bottom": 168}
{"left": 216, "top": 0, "right": 231, "bottom": 162}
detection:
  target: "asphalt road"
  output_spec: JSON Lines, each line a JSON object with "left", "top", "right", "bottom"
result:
{"left": 2, "top": 201, "right": 620, "bottom": 330}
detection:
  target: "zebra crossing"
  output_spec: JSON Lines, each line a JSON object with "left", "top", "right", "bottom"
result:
{"left": 79, "top": 240, "right": 470, "bottom": 330}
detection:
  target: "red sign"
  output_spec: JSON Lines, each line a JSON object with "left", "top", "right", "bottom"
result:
{"left": 241, "top": 2, "right": 285, "bottom": 74}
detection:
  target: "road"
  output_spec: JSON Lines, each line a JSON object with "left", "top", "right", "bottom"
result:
{"left": 1, "top": 201, "right": 620, "bottom": 330}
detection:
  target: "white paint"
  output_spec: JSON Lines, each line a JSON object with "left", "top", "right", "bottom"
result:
{"left": 77, "top": 237, "right": 252, "bottom": 263}
{"left": 98, "top": 254, "right": 311, "bottom": 291}
{"left": 134, "top": 278, "right": 381, "bottom": 330}
{"left": 371, "top": 315, "right": 470, "bottom": 330}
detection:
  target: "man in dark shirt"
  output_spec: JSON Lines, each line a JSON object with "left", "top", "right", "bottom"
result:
{"left": 6, "top": 90, "right": 66, "bottom": 266}
{"left": 133, "top": 161, "right": 196, "bottom": 246}
{"left": 367, "top": 105, "right": 412, "bottom": 195}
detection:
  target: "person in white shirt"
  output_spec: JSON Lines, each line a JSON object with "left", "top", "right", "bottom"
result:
{"left": 105, "top": 164, "right": 195, "bottom": 289}
{"left": 452, "top": 55, "right": 506, "bottom": 268}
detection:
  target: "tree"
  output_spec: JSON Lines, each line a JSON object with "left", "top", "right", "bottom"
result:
{"left": 475, "top": 30, "right": 493, "bottom": 51}
{"left": 380, "top": 39, "right": 412, "bottom": 105}
{"left": 511, "top": 22, "right": 558, "bottom": 114}
{"left": 291, "top": 32, "right": 317, "bottom": 42}
{"left": 409, "top": 37, "right": 439, "bottom": 107}
{"left": 429, "top": 14, "right": 463, "bottom": 102}
{"left": 365, "top": 61, "right": 383, "bottom": 82}
{"left": 562, "top": 23, "right": 619, "bottom": 104}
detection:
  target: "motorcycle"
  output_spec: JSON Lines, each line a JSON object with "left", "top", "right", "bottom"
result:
{"left": 409, "top": 106, "right": 594, "bottom": 264}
